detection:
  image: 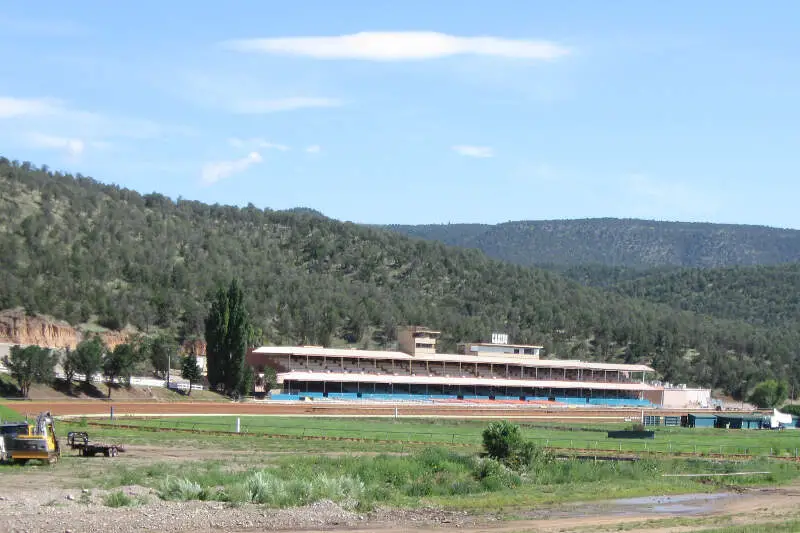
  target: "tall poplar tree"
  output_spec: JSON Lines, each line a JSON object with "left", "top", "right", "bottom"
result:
{"left": 205, "top": 279, "right": 250, "bottom": 395}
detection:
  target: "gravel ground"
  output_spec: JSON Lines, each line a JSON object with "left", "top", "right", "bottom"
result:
{"left": 0, "top": 485, "right": 475, "bottom": 533}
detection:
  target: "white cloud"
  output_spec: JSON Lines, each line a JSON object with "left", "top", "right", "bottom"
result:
{"left": 452, "top": 145, "right": 494, "bottom": 158}
{"left": 229, "top": 97, "right": 341, "bottom": 114}
{"left": 201, "top": 152, "right": 263, "bottom": 185}
{"left": 0, "top": 96, "right": 62, "bottom": 118}
{"left": 229, "top": 137, "right": 289, "bottom": 151}
{"left": 25, "top": 132, "right": 86, "bottom": 156}
{"left": 223, "top": 31, "right": 570, "bottom": 61}
{"left": 0, "top": 94, "right": 192, "bottom": 159}
{"left": 305, "top": 145, "right": 321, "bottom": 154}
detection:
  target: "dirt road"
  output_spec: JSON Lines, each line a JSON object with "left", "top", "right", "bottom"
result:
{"left": 5, "top": 400, "right": 717, "bottom": 421}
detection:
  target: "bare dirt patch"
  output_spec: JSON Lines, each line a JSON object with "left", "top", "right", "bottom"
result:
{"left": 2, "top": 471, "right": 799, "bottom": 533}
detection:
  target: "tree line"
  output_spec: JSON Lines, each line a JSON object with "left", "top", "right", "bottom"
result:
{"left": 2, "top": 335, "right": 203, "bottom": 398}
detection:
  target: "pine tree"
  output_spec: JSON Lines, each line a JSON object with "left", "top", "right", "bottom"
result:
{"left": 181, "top": 354, "right": 202, "bottom": 396}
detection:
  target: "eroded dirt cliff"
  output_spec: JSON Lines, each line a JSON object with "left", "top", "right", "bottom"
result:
{"left": 0, "top": 308, "right": 129, "bottom": 350}
{"left": 0, "top": 308, "right": 207, "bottom": 355}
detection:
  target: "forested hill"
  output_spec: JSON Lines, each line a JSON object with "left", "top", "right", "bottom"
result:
{"left": 1, "top": 157, "right": 799, "bottom": 397}
{"left": 608, "top": 264, "right": 800, "bottom": 329}
{"left": 386, "top": 219, "right": 800, "bottom": 268}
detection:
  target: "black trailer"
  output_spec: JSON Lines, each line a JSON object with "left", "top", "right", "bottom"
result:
{"left": 67, "top": 431, "right": 124, "bottom": 457}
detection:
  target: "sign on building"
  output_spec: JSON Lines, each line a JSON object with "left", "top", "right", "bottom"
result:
{"left": 491, "top": 333, "right": 509, "bottom": 345}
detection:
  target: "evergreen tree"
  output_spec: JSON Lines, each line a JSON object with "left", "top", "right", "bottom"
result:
{"left": 205, "top": 279, "right": 250, "bottom": 396}
{"left": 180, "top": 354, "right": 202, "bottom": 396}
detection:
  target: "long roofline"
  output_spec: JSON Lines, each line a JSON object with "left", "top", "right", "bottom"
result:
{"left": 277, "top": 371, "right": 661, "bottom": 391}
{"left": 252, "top": 345, "right": 654, "bottom": 373}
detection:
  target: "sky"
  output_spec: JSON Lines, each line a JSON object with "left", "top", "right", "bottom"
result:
{"left": 1, "top": 1, "right": 799, "bottom": 227}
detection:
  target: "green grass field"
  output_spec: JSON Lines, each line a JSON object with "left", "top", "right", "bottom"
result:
{"left": 4, "top": 410, "right": 800, "bottom": 515}
{"left": 51, "top": 441, "right": 800, "bottom": 511}
{"left": 83, "top": 415, "right": 800, "bottom": 458}
{"left": 0, "top": 402, "right": 21, "bottom": 421}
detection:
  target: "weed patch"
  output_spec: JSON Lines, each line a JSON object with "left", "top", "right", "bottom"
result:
{"left": 103, "top": 491, "right": 135, "bottom": 508}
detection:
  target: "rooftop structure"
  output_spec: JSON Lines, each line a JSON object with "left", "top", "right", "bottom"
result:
{"left": 247, "top": 326, "right": 659, "bottom": 406}
{"left": 457, "top": 332, "right": 543, "bottom": 359}
{"left": 397, "top": 325, "right": 440, "bottom": 356}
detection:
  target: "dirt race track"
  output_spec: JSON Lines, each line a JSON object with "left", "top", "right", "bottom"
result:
{"left": 5, "top": 400, "right": 728, "bottom": 421}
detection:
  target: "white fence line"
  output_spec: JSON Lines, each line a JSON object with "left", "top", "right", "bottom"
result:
{"left": 0, "top": 366, "right": 204, "bottom": 391}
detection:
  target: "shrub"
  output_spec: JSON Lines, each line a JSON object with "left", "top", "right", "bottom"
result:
{"left": 473, "top": 457, "right": 522, "bottom": 491}
{"left": 157, "top": 477, "right": 206, "bottom": 501}
{"left": 482, "top": 421, "right": 524, "bottom": 460}
{"left": 228, "top": 470, "right": 365, "bottom": 509}
{"left": 482, "top": 421, "right": 552, "bottom": 471}
{"left": 103, "top": 491, "right": 134, "bottom": 508}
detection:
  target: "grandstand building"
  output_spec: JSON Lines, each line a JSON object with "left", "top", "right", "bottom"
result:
{"left": 247, "top": 326, "right": 660, "bottom": 406}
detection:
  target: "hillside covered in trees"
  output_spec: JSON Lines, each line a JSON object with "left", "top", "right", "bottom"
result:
{"left": 609, "top": 264, "right": 800, "bottom": 329}
{"left": 2, "top": 157, "right": 800, "bottom": 398}
{"left": 386, "top": 219, "right": 800, "bottom": 268}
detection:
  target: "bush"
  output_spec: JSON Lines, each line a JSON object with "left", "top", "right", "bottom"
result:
{"left": 482, "top": 421, "right": 524, "bottom": 460}
{"left": 228, "top": 470, "right": 365, "bottom": 509}
{"left": 473, "top": 457, "right": 522, "bottom": 491}
{"left": 103, "top": 491, "right": 134, "bottom": 508}
{"left": 157, "top": 477, "right": 206, "bottom": 501}
{"left": 482, "top": 421, "right": 552, "bottom": 471}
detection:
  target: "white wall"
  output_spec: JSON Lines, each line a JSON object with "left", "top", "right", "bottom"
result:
{"left": 661, "top": 388, "right": 712, "bottom": 408}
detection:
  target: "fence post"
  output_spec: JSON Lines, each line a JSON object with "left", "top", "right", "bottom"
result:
{"left": 236, "top": 417, "right": 240, "bottom": 433}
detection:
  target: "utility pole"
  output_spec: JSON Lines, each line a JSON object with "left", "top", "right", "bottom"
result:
{"left": 166, "top": 352, "right": 171, "bottom": 389}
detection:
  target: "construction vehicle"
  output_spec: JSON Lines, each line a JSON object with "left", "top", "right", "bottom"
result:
{"left": 0, "top": 422, "right": 30, "bottom": 462}
{"left": 2, "top": 411, "right": 61, "bottom": 464}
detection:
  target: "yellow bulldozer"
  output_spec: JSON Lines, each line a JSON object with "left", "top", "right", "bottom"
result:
{"left": 0, "top": 411, "right": 61, "bottom": 465}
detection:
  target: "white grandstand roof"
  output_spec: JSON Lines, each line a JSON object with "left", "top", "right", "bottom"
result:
{"left": 252, "top": 345, "right": 654, "bottom": 373}
{"left": 277, "top": 371, "right": 661, "bottom": 391}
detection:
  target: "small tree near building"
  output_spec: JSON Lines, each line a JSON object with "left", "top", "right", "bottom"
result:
{"left": 2, "top": 345, "right": 58, "bottom": 398}
{"left": 239, "top": 365, "right": 255, "bottom": 398}
{"left": 181, "top": 354, "right": 203, "bottom": 396}
{"left": 748, "top": 379, "right": 789, "bottom": 409}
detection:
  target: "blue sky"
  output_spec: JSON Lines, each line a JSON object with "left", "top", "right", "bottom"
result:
{"left": 1, "top": 2, "right": 798, "bottom": 227}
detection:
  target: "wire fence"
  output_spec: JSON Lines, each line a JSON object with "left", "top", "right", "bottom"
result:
{"left": 85, "top": 417, "right": 800, "bottom": 459}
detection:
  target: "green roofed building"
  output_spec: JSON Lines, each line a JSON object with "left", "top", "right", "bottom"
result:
{"left": 715, "top": 414, "right": 766, "bottom": 429}
{"left": 687, "top": 414, "right": 717, "bottom": 428}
